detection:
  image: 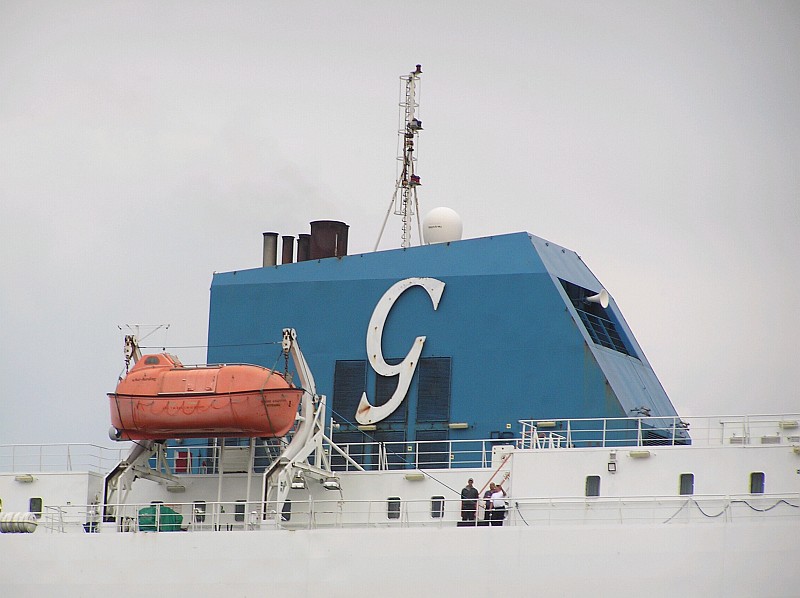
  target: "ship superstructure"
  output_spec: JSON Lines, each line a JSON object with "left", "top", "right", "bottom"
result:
{"left": 1, "top": 67, "right": 798, "bottom": 598}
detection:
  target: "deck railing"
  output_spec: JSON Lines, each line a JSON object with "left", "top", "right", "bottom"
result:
{"left": 37, "top": 492, "right": 800, "bottom": 534}
{"left": 3, "top": 414, "right": 798, "bottom": 475}
{"left": 0, "top": 444, "right": 128, "bottom": 474}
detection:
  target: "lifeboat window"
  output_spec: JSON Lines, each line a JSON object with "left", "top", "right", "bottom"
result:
{"left": 29, "top": 497, "right": 43, "bottom": 519}
{"left": 192, "top": 501, "right": 206, "bottom": 523}
{"left": 431, "top": 496, "right": 445, "bottom": 518}
{"left": 234, "top": 500, "right": 246, "bottom": 522}
{"left": 145, "top": 356, "right": 160, "bottom": 365}
{"left": 750, "top": 472, "right": 765, "bottom": 494}
{"left": 679, "top": 473, "right": 694, "bottom": 495}
{"left": 387, "top": 497, "right": 401, "bottom": 520}
{"left": 585, "top": 475, "right": 601, "bottom": 497}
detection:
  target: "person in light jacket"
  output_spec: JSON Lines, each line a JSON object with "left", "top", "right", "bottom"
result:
{"left": 490, "top": 484, "right": 507, "bottom": 526}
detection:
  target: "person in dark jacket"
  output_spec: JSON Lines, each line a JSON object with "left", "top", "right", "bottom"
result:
{"left": 460, "top": 478, "right": 480, "bottom": 521}
{"left": 482, "top": 482, "right": 496, "bottom": 522}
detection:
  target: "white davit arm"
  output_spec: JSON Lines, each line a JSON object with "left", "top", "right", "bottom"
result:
{"left": 278, "top": 328, "right": 318, "bottom": 463}
{"left": 282, "top": 328, "right": 316, "bottom": 398}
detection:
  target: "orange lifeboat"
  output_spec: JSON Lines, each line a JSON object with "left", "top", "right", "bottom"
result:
{"left": 108, "top": 353, "right": 302, "bottom": 440}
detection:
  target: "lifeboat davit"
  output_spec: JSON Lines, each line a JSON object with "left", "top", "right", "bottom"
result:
{"left": 108, "top": 353, "right": 302, "bottom": 440}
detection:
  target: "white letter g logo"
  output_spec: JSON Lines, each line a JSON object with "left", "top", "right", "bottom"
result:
{"left": 355, "top": 277, "right": 445, "bottom": 425}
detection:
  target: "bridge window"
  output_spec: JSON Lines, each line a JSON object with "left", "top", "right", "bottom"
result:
{"left": 585, "top": 476, "right": 601, "bottom": 497}
{"left": 750, "top": 472, "right": 765, "bottom": 494}
{"left": 560, "top": 279, "right": 636, "bottom": 357}
{"left": 679, "top": 473, "right": 694, "bottom": 495}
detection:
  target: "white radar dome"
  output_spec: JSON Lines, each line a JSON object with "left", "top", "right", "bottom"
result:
{"left": 423, "top": 207, "right": 463, "bottom": 244}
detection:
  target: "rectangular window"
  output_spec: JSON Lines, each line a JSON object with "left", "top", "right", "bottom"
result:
{"left": 234, "top": 499, "right": 246, "bottom": 522}
{"left": 387, "top": 497, "right": 401, "bottom": 520}
{"left": 679, "top": 473, "right": 694, "bottom": 495}
{"left": 431, "top": 496, "right": 445, "bottom": 518}
{"left": 281, "top": 499, "right": 292, "bottom": 522}
{"left": 560, "top": 279, "right": 636, "bottom": 357}
{"left": 192, "top": 500, "right": 206, "bottom": 523}
{"left": 750, "top": 472, "right": 765, "bottom": 494}
{"left": 29, "top": 497, "right": 43, "bottom": 519}
{"left": 585, "top": 475, "right": 601, "bottom": 497}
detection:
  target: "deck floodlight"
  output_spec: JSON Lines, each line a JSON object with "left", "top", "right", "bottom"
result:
{"left": 322, "top": 478, "right": 340, "bottom": 491}
{"left": 629, "top": 450, "right": 651, "bottom": 459}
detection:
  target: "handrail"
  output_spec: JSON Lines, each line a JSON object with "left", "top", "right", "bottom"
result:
{"left": 3, "top": 414, "right": 799, "bottom": 474}
{"left": 37, "top": 492, "right": 800, "bottom": 534}
{"left": 0, "top": 444, "right": 128, "bottom": 474}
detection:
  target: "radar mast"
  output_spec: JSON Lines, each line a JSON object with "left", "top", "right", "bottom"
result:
{"left": 375, "top": 64, "right": 424, "bottom": 250}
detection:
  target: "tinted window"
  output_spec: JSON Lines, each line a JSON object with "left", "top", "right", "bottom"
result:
{"left": 431, "top": 496, "right": 445, "bottom": 518}
{"left": 29, "top": 497, "right": 43, "bottom": 519}
{"left": 750, "top": 472, "right": 765, "bottom": 494}
{"left": 585, "top": 475, "right": 601, "bottom": 497}
{"left": 387, "top": 497, "right": 401, "bottom": 519}
{"left": 679, "top": 473, "right": 694, "bottom": 495}
{"left": 234, "top": 500, "right": 246, "bottom": 522}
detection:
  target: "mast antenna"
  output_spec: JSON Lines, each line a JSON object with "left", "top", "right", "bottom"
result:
{"left": 375, "top": 64, "right": 424, "bottom": 251}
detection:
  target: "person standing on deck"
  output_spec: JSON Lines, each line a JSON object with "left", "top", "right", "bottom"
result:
{"left": 460, "top": 478, "right": 479, "bottom": 522}
{"left": 490, "top": 484, "right": 507, "bottom": 526}
{"left": 482, "top": 482, "right": 496, "bottom": 522}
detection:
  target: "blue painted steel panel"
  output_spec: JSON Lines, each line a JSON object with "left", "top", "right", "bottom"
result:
{"left": 207, "top": 231, "right": 678, "bottom": 441}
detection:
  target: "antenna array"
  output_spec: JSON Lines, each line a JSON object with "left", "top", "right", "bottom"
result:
{"left": 375, "top": 65, "right": 424, "bottom": 250}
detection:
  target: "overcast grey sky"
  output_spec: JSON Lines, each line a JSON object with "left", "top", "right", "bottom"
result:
{"left": 1, "top": 1, "right": 798, "bottom": 446}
